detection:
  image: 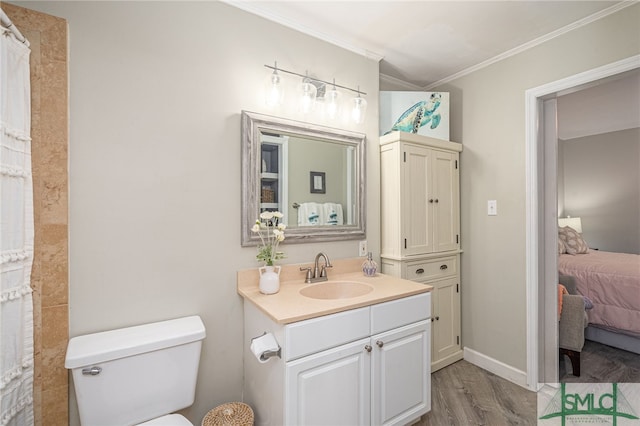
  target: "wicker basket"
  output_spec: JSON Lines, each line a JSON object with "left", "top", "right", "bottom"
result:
{"left": 261, "top": 188, "right": 275, "bottom": 203}
{"left": 202, "top": 402, "right": 254, "bottom": 426}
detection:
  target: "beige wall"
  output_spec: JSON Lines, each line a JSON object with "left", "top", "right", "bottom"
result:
{"left": 2, "top": 3, "right": 69, "bottom": 425}
{"left": 11, "top": 1, "right": 379, "bottom": 424}
{"left": 435, "top": 5, "right": 639, "bottom": 371}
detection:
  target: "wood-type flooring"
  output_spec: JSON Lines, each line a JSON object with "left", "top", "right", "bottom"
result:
{"left": 416, "top": 360, "right": 537, "bottom": 425}
{"left": 560, "top": 339, "right": 640, "bottom": 382}
{"left": 415, "top": 340, "right": 639, "bottom": 425}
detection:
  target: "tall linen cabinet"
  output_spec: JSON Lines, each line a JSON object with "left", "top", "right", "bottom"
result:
{"left": 380, "top": 131, "right": 463, "bottom": 372}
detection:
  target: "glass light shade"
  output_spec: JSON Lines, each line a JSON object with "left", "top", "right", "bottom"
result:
{"left": 558, "top": 217, "right": 582, "bottom": 233}
{"left": 299, "top": 78, "right": 317, "bottom": 114}
{"left": 325, "top": 87, "right": 341, "bottom": 120}
{"left": 351, "top": 94, "right": 367, "bottom": 124}
{"left": 265, "top": 70, "right": 284, "bottom": 108}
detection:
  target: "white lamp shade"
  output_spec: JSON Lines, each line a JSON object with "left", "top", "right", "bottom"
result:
{"left": 558, "top": 217, "right": 582, "bottom": 233}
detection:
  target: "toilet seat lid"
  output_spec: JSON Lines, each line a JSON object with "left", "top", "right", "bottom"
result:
{"left": 138, "top": 414, "right": 193, "bottom": 426}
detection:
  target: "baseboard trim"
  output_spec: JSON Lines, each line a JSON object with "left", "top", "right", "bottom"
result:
{"left": 463, "top": 347, "right": 529, "bottom": 389}
{"left": 432, "top": 350, "right": 463, "bottom": 372}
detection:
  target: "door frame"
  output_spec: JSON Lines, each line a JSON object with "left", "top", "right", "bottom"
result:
{"left": 524, "top": 55, "right": 640, "bottom": 390}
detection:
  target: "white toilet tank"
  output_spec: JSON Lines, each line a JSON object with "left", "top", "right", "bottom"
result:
{"left": 65, "top": 316, "right": 206, "bottom": 426}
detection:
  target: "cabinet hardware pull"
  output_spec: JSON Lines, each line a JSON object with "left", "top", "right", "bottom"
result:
{"left": 435, "top": 316, "right": 440, "bottom": 321}
{"left": 376, "top": 340, "right": 384, "bottom": 348}
{"left": 431, "top": 318, "right": 434, "bottom": 322}
{"left": 440, "top": 264, "right": 448, "bottom": 270}
{"left": 415, "top": 268, "right": 424, "bottom": 274}
{"left": 435, "top": 199, "right": 439, "bottom": 203}
{"left": 429, "top": 199, "right": 434, "bottom": 203}
{"left": 364, "top": 345, "right": 372, "bottom": 353}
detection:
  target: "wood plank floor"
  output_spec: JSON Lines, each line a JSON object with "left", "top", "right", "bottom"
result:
{"left": 415, "top": 360, "right": 537, "bottom": 425}
{"left": 560, "top": 339, "right": 640, "bottom": 383}
{"left": 413, "top": 341, "right": 639, "bottom": 425}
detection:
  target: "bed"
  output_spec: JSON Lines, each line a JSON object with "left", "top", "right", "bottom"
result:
{"left": 558, "top": 249, "right": 640, "bottom": 354}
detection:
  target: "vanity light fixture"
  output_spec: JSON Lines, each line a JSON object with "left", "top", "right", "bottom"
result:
{"left": 351, "top": 87, "right": 367, "bottom": 125}
{"left": 264, "top": 62, "right": 367, "bottom": 124}
{"left": 299, "top": 72, "right": 317, "bottom": 114}
{"left": 265, "top": 61, "right": 284, "bottom": 108}
{"left": 325, "top": 79, "right": 341, "bottom": 120}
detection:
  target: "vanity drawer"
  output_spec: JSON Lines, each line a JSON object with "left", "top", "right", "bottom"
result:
{"left": 405, "top": 256, "right": 457, "bottom": 281}
{"left": 284, "top": 306, "right": 370, "bottom": 361}
{"left": 371, "top": 292, "right": 430, "bottom": 335}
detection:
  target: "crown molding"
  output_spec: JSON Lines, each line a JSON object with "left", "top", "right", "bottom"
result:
{"left": 222, "top": 0, "right": 384, "bottom": 62}
{"left": 423, "top": 0, "right": 637, "bottom": 90}
{"left": 379, "top": 73, "right": 424, "bottom": 91}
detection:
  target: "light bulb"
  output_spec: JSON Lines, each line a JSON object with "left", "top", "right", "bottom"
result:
{"left": 326, "top": 82, "right": 341, "bottom": 120}
{"left": 299, "top": 76, "right": 317, "bottom": 114}
{"left": 351, "top": 93, "right": 367, "bottom": 124}
{"left": 264, "top": 63, "right": 283, "bottom": 108}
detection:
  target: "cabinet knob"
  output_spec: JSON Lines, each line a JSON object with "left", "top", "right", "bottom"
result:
{"left": 364, "top": 345, "right": 372, "bottom": 353}
{"left": 429, "top": 199, "right": 434, "bottom": 203}
{"left": 415, "top": 268, "right": 425, "bottom": 274}
{"left": 431, "top": 318, "right": 434, "bottom": 322}
{"left": 440, "top": 264, "right": 448, "bottom": 270}
{"left": 435, "top": 316, "right": 440, "bottom": 321}
{"left": 376, "top": 340, "right": 384, "bottom": 348}
{"left": 435, "top": 199, "right": 439, "bottom": 203}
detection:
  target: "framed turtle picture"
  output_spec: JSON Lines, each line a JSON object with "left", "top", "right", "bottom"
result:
{"left": 379, "top": 91, "right": 450, "bottom": 140}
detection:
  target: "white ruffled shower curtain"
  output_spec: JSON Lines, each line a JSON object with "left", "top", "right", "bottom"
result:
{"left": 0, "top": 16, "right": 34, "bottom": 426}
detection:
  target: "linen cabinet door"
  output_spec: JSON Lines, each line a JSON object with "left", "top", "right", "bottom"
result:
{"left": 432, "top": 149, "right": 459, "bottom": 252}
{"left": 431, "top": 277, "right": 461, "bottom": 371}
{"left": 285, "top": 338, "right": 371, "bottom": 426}
{"left": 371, "top": 320, "right": 430, "bottom": 426}
{"left": 401, "top": 144, "right": 433, "bottom": 255}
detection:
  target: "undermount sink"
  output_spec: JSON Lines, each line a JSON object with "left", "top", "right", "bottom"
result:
{"left": 299, "top": 281, "right": 374, "bottom": 300}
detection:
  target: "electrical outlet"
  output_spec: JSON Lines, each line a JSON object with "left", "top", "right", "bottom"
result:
{"left": 358, "top": 240, "right": 368, "bottom": 257}
{"left": 488, "top": 200, "right": 497, "bottom": 216}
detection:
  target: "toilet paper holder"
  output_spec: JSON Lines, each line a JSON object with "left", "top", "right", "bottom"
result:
{"left": 252, "top": 332, "right": 281, "bottom": 361}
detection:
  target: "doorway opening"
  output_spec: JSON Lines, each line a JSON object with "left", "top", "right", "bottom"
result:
{"left": 524, "top": 55, "right": 640, "bottom": 389}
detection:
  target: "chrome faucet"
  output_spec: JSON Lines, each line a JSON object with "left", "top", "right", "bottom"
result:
{"left": 300, "top": 252, "right": 333, "bottom": 283}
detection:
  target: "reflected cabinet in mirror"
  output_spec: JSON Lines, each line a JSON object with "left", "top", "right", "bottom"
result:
{"left": 241, "top": 111, "right": 366, "bottom": 246}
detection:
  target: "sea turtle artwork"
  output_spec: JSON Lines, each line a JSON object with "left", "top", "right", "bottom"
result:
{"left": 385, "top": 93, "right": 443, "bottom": 134}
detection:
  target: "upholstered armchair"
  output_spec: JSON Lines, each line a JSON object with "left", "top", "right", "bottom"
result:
{"left": 558, "top": 274, "right": 588, "bottom": 376}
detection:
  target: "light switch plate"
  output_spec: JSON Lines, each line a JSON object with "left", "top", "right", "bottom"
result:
{"left": 359, "top": 240, "right": 368, "bottom": 256}
{"left": 488, "top": 200, "right": 497, "bottom": 216}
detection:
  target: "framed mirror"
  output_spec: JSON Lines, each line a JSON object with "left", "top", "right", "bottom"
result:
{"left": 241, "top": 111, "right": 366, "bottom": 246}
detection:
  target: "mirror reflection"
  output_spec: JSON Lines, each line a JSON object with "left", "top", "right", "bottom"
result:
{"left": 241, "top": 111, "right": 366, "bottom": 246}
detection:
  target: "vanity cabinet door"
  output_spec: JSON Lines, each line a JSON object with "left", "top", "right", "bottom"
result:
{"left": 285, "top": 338, "right": 371, "bottom": 426}
{"left": 371, "top": 320, "right": 431, "bottom": 426}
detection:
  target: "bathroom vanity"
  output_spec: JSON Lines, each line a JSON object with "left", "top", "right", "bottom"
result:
{"left": 238, "top": 258, "right": 432, "bottom": 426}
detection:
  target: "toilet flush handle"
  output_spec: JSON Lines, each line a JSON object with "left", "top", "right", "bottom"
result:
{"left": 82, "top": 366, "right": 102, "bottom": 376}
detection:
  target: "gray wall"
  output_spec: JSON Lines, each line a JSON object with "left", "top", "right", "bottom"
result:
{"left": 436, "top": 5, "right": 639, "bottom": 372}
{"left": 13, "top": 2, "right": 380, "bottom": 424}
{"left": 559, "top": 128, "right": 640, "bottom": 254}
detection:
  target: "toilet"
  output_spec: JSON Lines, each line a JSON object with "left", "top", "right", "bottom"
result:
{"left": 65, "top": 315, "right": 206, "bottom": 425}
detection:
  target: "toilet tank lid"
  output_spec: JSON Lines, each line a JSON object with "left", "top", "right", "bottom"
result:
{"left": 65, "top": 316, "right": 206, "bottom": 369}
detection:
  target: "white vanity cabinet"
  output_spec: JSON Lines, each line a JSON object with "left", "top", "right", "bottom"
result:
{"left": 380, "top": 132, "right": 463, "bottom": 372}
{"left": 243, "top": 292, "right": 431, "bottom": 426}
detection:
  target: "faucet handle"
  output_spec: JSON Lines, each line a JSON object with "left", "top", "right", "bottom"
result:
{"left": 299, "top": 267, "right": 312, "bottom": 283}
{"left": 320, "top": 263, "right": 333, "bottom": 277}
